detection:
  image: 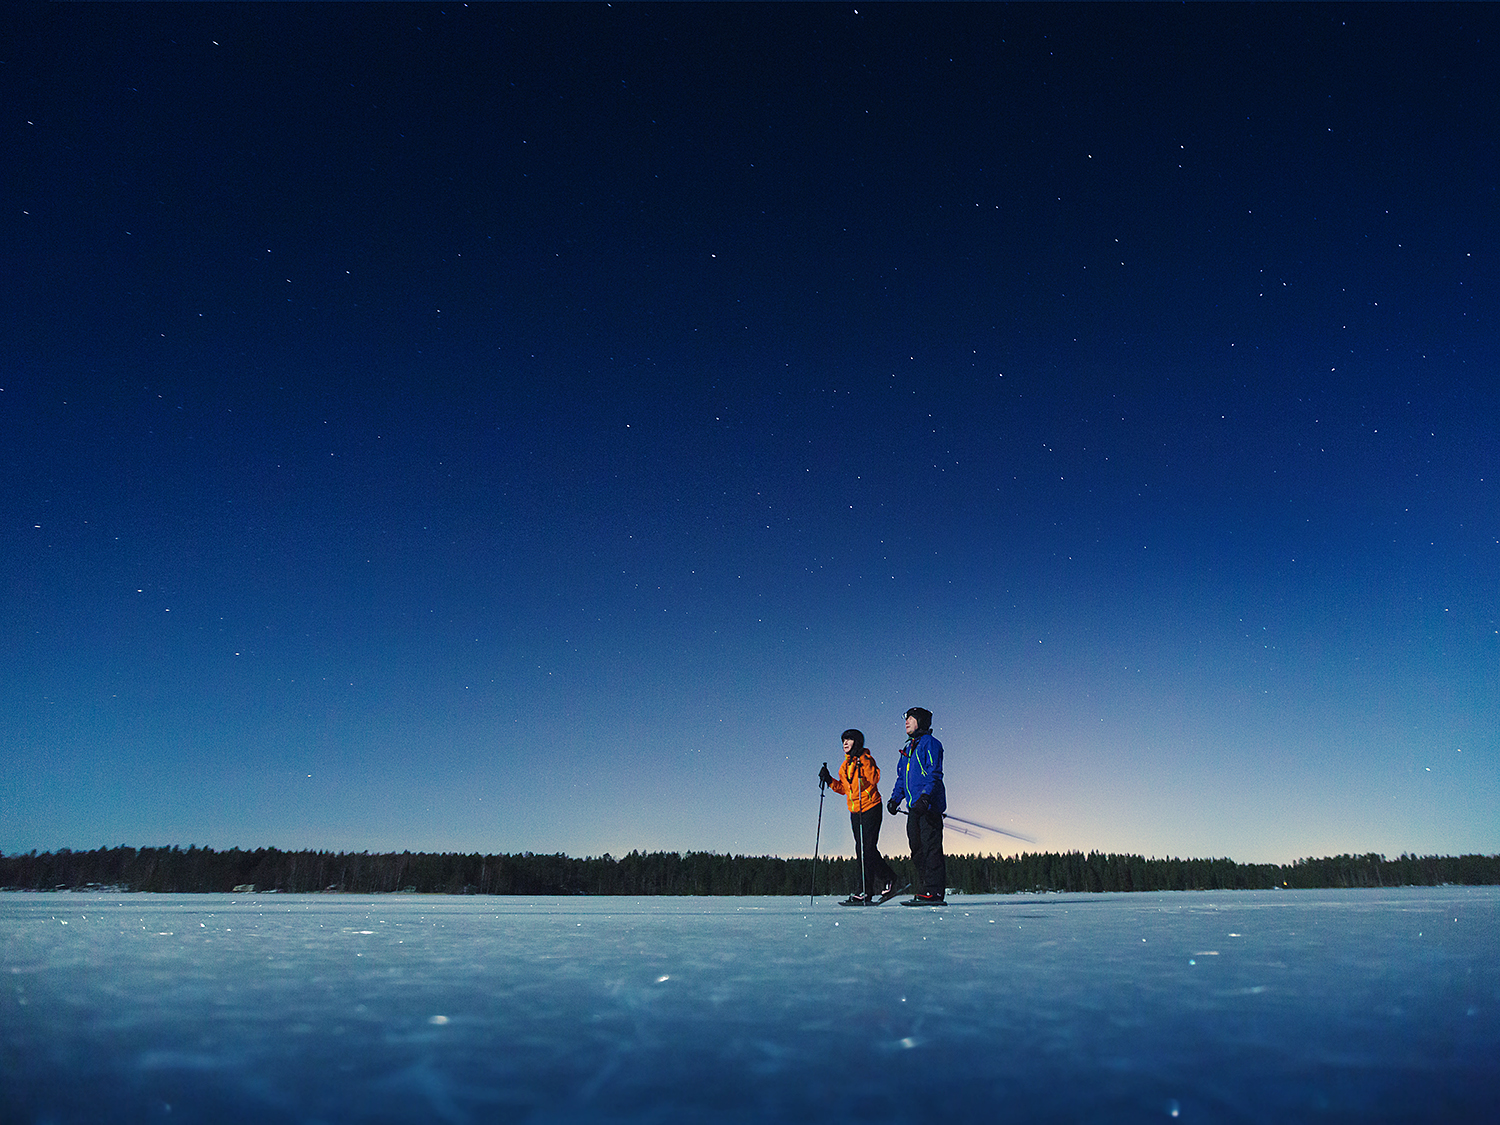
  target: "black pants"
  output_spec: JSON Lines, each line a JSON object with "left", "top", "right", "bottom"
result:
{"left": 906, "top": 805, "right": 947, "bottom": 896}
{"left": 850, "top": 806, "right": 896, "bottom": 895}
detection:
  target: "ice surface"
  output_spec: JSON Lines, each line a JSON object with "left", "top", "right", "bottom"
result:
{"left": 2, "top": 888, "right": 1496, "bottom": 1122}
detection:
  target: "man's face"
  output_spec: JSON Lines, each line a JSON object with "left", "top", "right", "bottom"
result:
{"left": 905, "top": 714, "right": 918, "bottom": 736}
{"left": 843, "top": 738, "right": 856, "bottom": 755}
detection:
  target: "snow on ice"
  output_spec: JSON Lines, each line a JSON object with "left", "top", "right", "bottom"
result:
{"left": 2, "top": 888, "right": 1496, "bottom": 1122}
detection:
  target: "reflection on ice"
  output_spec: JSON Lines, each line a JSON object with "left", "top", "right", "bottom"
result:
{"left": 2, "top": 888, "right": 1496, "bottom": 1122}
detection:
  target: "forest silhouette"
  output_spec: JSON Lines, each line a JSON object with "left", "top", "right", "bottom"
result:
{"left": 3, "top": 846, "right": 1496, "bottom": 896}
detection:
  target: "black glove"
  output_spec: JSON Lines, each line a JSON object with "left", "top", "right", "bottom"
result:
{"left": 819, "top": 764, "right": 834, "bottom": 787}
{"left": 911, "top": 794, "right": 931, "bottom": 817}
{"left": 887, "top": 796, "right": 900, "bottom": 815}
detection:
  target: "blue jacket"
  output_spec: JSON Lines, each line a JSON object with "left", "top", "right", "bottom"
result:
{"left": 891, "top": 732, "right": 946, "bottom": 813}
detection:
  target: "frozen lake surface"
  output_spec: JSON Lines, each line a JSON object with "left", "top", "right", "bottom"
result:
{"left": 3, "top": 887, "right": 1496, "bottom": 1122}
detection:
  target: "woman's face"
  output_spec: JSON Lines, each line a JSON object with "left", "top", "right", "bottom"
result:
{"left": 843, "top": 738, "right": 856, "bottom": 755}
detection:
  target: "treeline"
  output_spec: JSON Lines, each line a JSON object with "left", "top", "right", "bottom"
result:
{"left": 0, "top": 847, "right": 832, "bottom": 896}
{"left": 943, "top": 850, "right": 1500, "bottom": 893}
{"left": 2, "top": 846, "right": 1497, "bottom": 895}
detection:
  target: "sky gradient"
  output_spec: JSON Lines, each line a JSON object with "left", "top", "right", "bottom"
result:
{"left": 4, "top": 3, "right": 1496, "bottom": 865}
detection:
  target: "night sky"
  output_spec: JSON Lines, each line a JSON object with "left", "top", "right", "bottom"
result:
{"left": 4, "top": 3, "right": 1496, "bottom": 865}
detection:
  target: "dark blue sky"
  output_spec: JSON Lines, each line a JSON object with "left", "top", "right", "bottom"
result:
{"left": 4, "top": 3, "right": 1495, "bottom": 863}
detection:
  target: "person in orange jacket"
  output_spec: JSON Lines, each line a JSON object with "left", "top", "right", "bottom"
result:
{"left": 818, "top": 729, "right": 899, "bottom": 904}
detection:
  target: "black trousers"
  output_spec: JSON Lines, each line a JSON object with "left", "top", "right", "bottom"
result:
{"left": 906, "top": 805, "right": 947, "bottom": 896}
{"left": 850, "top": 806, "right": 896, "bottom": 894}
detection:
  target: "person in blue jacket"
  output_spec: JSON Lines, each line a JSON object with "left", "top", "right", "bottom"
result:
{"left": 888, "top": 706, "right": 947, "bottom": 905}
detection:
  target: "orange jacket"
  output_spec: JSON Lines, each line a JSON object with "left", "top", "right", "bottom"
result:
{"left": 829, "top": 751, "right": 882, "bottom": 813}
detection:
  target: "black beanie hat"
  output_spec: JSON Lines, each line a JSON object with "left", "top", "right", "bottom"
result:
{"left": 905, "top": 707, "right": 933, "bottom": 732}
{"left": 841, "top": 729, "right": 865, "bottom": 752}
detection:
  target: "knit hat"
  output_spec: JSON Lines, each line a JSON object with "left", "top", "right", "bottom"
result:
{"left": 841, "top": 729, "right": 866, "bottom": 752}
{"left": 904, "top": 707, "right": 933, "bottom": 732}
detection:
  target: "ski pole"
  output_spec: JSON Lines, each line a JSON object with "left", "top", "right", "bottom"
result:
{"left": 941, "top": 819, "right": 982, "bottom": 840}
{"left": 943, "top": 811, "right": 1036, "bottom": 843}
{"left": 810, "top": 769, "right": 827, "bottom": 905}
{"left": 856, "top": 762, "right": 867, "bottom": 900}
{"left": 897, "top": 804, "right": 1036, "bottom": 844}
